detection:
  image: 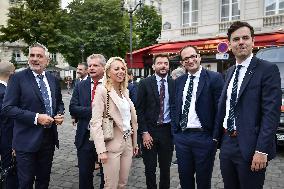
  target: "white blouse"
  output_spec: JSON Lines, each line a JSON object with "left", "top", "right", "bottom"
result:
{"left": 115, "top": 93, "right": 131, "bottom": 131}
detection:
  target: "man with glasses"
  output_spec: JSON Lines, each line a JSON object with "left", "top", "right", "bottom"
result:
{"left": 173, "top": 45, "right": 224, "bottom": 189}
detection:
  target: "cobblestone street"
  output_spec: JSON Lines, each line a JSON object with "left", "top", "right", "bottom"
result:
{"left": 49, "top": 90, "right": 284, "bottom": 189}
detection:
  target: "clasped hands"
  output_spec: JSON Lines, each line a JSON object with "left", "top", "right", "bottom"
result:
{"left": 38, "top": 113, "right": 64, "bottom": 126}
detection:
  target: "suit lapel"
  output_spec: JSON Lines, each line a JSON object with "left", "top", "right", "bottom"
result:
{"left": 237, "top": 56, "right": 258, "bottom": 101}
{"left": 84, "top": 78, "right": 92, "bottom": 106}
{"left": 27, "top": 69, "right": 44, "bottom": 104}
{"left": 109, "top": 89, "right": 124, "bottom": 130}
{"left": 150, "top": 76, "right": 160, "bottom": 103}
{"left": 177, "top": 75, "right": 188, "bottom": 118}
{"left": 196, "top": 69, "right": 206, "bottom": 101}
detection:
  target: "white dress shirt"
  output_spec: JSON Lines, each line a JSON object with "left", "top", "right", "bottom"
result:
{"left": 116, "top": 94, "right": 131, "bottom": 132}
{"left": 182, "top": 66, "right": 202, "bottom": 129}
{"left": 32, "top": 71, "right": 53, "bottom": 125}
{"left": 223, "top": 54, "right": 253, "bottom": 130}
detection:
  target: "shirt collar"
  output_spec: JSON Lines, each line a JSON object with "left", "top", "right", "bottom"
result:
{"left": 188, "top": 66, "right": 202, "bottom": 78}
{"left": 155, "top": 74, "right": 168, "bottom": 82}
{"left": 81, "top": 75, "right": 88, "bottom": 81}
{"left": 235, "top": 54, "right": 253, "bottom": 68}
{"left": 91, "top": 78, "right": 103, "bottom": 83}
{"left": 0, "top": 80, "right": 7, "bottom": 87}
{"left": 32, "top": 71, "right": 46, "bottom": 78}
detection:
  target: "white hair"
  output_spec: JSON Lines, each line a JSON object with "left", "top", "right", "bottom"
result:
{"left": 86, "top": 54, "right": 106, "bottom": 66}
{"left": 28, "top": 42, "right": 50, "bottom": 59}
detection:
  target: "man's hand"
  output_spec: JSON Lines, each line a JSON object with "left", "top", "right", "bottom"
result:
{"left": 251, "top": 152, "right": 267, "bottom": 171}
{"left": 37, "top": 114, "right": 54, "bottom": 126}
{"left": 142, "top": 132, "right": 153, "bottom": 149}
{"left": 54, "top": 114, "right": 64, "bottom": 125}
{"left": 98, "top": 152, "right": 108, "bottom": 164}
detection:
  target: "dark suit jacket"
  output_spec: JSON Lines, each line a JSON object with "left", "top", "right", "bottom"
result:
{"left": 1, "top": 68, "right": 64, "bottom": 152}
{"left": 0, "top": 83, "right": 14, "bottom": 150}
{"left": 136, "top": 75, "right": 175, "bottom": 134}
{"left": 69, "top": 77, "right": 94, "bottom": 150}
{"left": 214, "top": 56, "right": 281, "bottom": 161}
{"left": 174, "top": 69, "right": 224, "bottom": 135}
{"left": 128, "top": 81, "right": 138, "bottom": 106}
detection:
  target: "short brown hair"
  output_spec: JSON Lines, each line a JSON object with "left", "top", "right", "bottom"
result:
{"left": 227, "top": 21, "right": 254, "bottom": 41}
{"left": 153, "top": 54, "right": 170, "bottom": 64}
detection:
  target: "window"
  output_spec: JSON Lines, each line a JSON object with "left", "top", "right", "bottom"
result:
{"left": 265, "top": 0, "right": 284, "bottom": 16}
{"left": 220, "top": 0, "right": 240, "bottom": 22}
{"left": 50, "top": 53, "right": 57, "bottom": 62}
{"left": 182, "top": 0, "right": 198, "bottom": 27}
{"left": 13, "top": 50, "right": 21, "bottom": 61}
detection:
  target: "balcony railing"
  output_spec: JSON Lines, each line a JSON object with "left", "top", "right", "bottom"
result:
{"left": 181, "top": 26, "right": 198, "bottom": 36}
{"left": 219, "top": 21, "right": 235, "bottom": 33}
{"left": 263, "top": 14, "right": 284, "bottom": 27}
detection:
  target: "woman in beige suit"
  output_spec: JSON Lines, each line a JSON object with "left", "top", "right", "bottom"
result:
{"left": 90, "top": 57, "right": 139, "bottom": 189}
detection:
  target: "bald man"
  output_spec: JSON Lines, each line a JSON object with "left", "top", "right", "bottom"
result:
{"left": 0, "top": 61, "right": 18, "bottom": 189}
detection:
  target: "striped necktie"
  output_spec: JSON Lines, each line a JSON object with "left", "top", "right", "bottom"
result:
{"left": 227, "top": 65, "right": 242, "bottom": 133}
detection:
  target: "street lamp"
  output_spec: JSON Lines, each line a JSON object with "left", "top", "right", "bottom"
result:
{"left": 121, "top": 0, "right": 143, "bottom": 70}
{"left": 80, "top": 44, "right": 85, "bottom": 63}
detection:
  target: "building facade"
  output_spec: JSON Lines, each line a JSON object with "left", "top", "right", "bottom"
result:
{"left": 129, "top": 0, "right": 284, "bottom": 76}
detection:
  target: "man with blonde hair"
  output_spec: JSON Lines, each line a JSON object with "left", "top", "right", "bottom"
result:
{"left": 0, "top": 61, "right": 18, "bottom": 189}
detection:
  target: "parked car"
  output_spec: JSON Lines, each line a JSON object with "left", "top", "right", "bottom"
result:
{"left": 256, "top": 46, "right": 284, "bottom": 146}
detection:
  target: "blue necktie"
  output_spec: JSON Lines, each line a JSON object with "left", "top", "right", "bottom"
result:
{"left": 37, "top": 74, "right": 52, "bottom": 117}
{"left": 227, "top": 65, "right": 242, "bottom": 133}
{"left": 180, "top": 75, "right": 195, "bottom": 131}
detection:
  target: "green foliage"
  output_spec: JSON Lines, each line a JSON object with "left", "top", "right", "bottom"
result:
{"left": 0, "top": 0, "right": 62, "bottom": 54}
{"left": 133, "top": 5, "right": 161, "bottom": 50}
{"left": 58, "top": 0, "right": 129, "bottom": 66}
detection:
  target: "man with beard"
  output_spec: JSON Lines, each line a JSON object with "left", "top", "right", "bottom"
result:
{"left": 74, "top": 63, "right": 88, "bottom": 87}
{"left": 69, "top": 54, "right": 105, "bottom": 189}
{"left": 1, "top": 43, "right": 64, "bottom": 189}
{"left": 136, "top": 54, "right": 175, "bottom": 189}
{"left": 214, "top": 21, "right": 281, "bottom": 189}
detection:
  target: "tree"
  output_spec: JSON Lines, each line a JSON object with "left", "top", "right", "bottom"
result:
{"left": 133, "top": 5, "right": 162, "bottom": 50}
{"left": 58, "top": 0, "right": 129, "bottom": 66}
{"left": 0, "top": 0, "right": 63, "bottom": 54}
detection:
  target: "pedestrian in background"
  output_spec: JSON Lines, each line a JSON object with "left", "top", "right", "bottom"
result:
{"left": 214, "top": 21, "right": 281, "bottom": 189}
{"left": 74, "top": 62, "right": 88, "bottom": 88}
{"left": 173, "top": 45, "right": 224, "bottom": 188}
{"left": 171, "top": 66, "right": 185, "bottom": 80}
{"left": 69, "top": 54, "right": 106, "bottom": 189}
{"left": 1, "top": 43, "right": 65, "bottom": 189}
{"left": 136, "top": 54, "right": 175, "bottom": 189}
{"left": 0, "top": 61, "right": 18, "bottom": 189}
{"left": 90, "top": 57, "right": 139, "bottom": 189}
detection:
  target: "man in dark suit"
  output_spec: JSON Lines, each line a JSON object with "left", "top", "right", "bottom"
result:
{"left": 1, "top": 43, "right": 65, "bottom": 189}
{"left": 174, "top": 45, "right": 224, "bottom": 188}
{"left": 136, "top": 54, "right": 175, "bottom": 189}
{"left": 69, "top": 54, "right": 105, "bottom": 189}
{"left": 0, "top": 61, "right": 18, "bottom": 189}
{"left": 127, "top": 70, "right": 138, "bottom": 105}
{"left": 214, "top": 21, "right": 281, "bottom": 189}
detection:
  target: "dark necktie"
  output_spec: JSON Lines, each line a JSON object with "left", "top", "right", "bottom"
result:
{"left": 180, "top": 75, "right": 195, "bottom": 131}
{"left": 91, "top": 80, "right": 98, "bottom": 102}
{"left": 227, "top": 65, "right": 242, "bottom": 133}
{"left": 37, "top": 74, "right": 52, "bottom": 117}
{"left": 158, "top": 79, "right": 165, "bottom": 124}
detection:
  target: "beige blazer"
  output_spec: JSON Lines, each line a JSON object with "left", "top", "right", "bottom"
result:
{"left": 90, "top": 85, "right": 138, "bottom": 154}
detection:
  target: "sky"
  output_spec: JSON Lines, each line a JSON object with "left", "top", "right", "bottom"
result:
{"left": 61, "top": 0, "right": 73, "bottom": 9}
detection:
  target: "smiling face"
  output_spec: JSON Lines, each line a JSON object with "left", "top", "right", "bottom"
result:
{"left": 28, "top": 46, "right": 49, "bottom": 74}
{"left": 87, "top": 57, "right": 104, "bottom": 81}
{"left": 180, "top": 46, "right": 201, "bottom": 74}
{"left": 107, "top": 60, "right": 126, "bottom": 85}
{"left": 229, "top": 26, "right": 254, "bottom": 63}
{"left": 76, "top": 64, "right": 88, "bottom": 79}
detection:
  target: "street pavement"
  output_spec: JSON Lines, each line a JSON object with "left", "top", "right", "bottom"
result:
{"left": 49, "top": 90, "right": 284, "bottom": 189}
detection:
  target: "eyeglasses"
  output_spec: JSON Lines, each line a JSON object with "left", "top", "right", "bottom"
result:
{"left": 182, "top": 54, "right": 199, "bottom": 62}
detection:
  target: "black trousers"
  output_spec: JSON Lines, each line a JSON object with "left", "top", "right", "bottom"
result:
{"left": 142, "top": 125, "right": 174, "bottom": 189}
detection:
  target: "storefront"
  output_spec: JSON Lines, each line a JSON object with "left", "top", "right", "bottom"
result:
{"left": 126, "top": 32, "right": 284, "bottom": 77}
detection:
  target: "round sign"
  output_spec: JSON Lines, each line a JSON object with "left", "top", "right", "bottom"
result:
{"left": 217, "top": 42, "right": 229, "bottom": 53}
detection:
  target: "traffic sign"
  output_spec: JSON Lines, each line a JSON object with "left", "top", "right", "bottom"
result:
{"left": 217, "top": 42, "right": 229, "bottom": 53}
{"left": 216, "top": 53, "right": 229, "bottom": 60}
